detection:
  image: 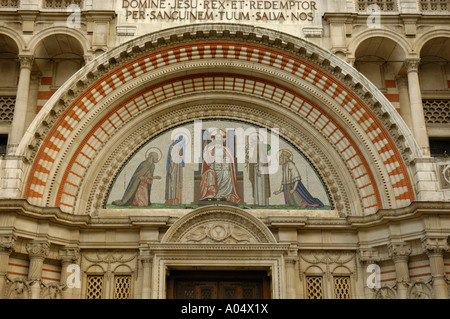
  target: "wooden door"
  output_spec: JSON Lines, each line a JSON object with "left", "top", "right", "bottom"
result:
{"left": 167, "top": 270, "right": 270, "bottom": 299}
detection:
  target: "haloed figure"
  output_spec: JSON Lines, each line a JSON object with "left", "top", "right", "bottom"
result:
{"left": 273, "top": 150, "right": 324, "bottom": 208}
{"left": 247, "top": 133, "right": 271, "bottom": 206}
{"left": 165, "top": 135, "right": 185, "bottom": 205}
{"left": 199, "top": 129, "right": 242, "bottom": 204}
{"left": 112, "top": 151, "right": 161, "bottom": 207}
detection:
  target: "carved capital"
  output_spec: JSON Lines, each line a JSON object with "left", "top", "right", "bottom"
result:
{"left": 404, "top": 58, "right": 420, "bottom": 73}
{"left": 395, "top": 75, "right": 408, "bottom": 89}
{"left": 358, "top": 248, "right": 380, "bottom": 264}
{"left": 26, "top": 241, "right": 50, "bottom": 260}
{"left": 388, "top": 242, "right": 411, "bottom": 262}
{"left": 285, "top": 244, "right": 299, "bottom": 265}
{"left": 58, "top": 246, "right": 80, "bottom": 265}
{"left": 18, "top": 55, "right": 34, "bottom": 70}
{"left": 139, "top": 248, "right": 153, "bottom": 265}
{"left": 0, "top": 235, "right": 16, "bottom": 254}
{"left": 31, "top": 71, "right": 43, "bottom": 82}
{"left": 421, "top": 237, "right": 449, "bottom": 256}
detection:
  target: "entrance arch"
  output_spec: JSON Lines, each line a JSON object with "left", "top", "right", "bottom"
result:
{"left": 149, "top": 205, "right": 289, "bottom": 299}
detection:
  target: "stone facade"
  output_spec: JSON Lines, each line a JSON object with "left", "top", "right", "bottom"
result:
{"left": 0, "top": 0, "right": 449, "bottom": 299}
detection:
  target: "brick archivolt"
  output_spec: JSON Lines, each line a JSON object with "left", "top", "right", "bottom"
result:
{"left": 18, "top": 25, "right": 417, "bottom": 216}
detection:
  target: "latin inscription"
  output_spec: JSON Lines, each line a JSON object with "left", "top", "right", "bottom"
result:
{"left": 122, "top": 0, "right": 317, "bottom": 22}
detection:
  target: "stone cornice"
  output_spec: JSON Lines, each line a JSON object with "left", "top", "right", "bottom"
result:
{"left": 347, "top": 201, "right": 450, "bottom": 228}
{"left": 0, "top": 199, "right": 90, "bottom": 226}
{"left": 1, "top": 200, "right": 450, "bottom": 231}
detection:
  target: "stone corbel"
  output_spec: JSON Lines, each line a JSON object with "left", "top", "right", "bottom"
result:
{"left": 0, "top": 234, "right": 16, "bottom": 255}
{"left": 358, "top": 247, "right": 381, "bottom": 265}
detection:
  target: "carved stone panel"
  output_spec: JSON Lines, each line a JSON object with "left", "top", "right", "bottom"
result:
{"left": 162, "top": 206, "right": 277, "bottom": 244}
{"left": 181, "top": 222, "right": 258, "bottom": 244}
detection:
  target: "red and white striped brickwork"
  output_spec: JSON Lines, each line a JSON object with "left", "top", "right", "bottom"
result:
{"left": 23, "top": 42, "right": 415, "bottom": 215}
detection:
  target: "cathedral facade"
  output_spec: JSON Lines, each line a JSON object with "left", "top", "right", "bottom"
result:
{"left": 0, "top": 0, "right": 449, "bottom": 299}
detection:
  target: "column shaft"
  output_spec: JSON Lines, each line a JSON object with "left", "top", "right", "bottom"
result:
{"left": 141, "top": 258, "right": 152, "bottom": 299}
{"left": 405, "top": 59, "right": 430, "bottom": 156}
{"left": 396, "top": 75, "right": 413, "bottom": 130}
{"left": 26, "top": 241, "right": 49, "bottom": 299}
{"left": 8, "top": 56, "right": 34, "bottom": 154}
{"left": 388, "top": 243, "right": 411, "bottom": 299}
{"left": 422, "top": 237, "right": 449, "bottom": 299}
{"left": 428, "top": 253, "right": 448, "bottom": 299}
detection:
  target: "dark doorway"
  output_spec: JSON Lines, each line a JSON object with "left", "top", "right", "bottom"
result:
{"left": 167, "top": 270, "right": 271, "bottom": 299}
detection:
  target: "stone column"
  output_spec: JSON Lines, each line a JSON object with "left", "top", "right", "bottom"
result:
{"left": 139, "top": 249, "right": 153, "bottom": 299}
{"left": 26, "top": 241, "right": 49, "bottom": 299}
{"left": 388, "top": 242, "right": 411, "bottom": 299}
{"left": 422, "top": 237, "right": 449, "bottom": 299}
{"left": 25, "top": 71, "right": 42, "bottom": 129}
{"left": 285, "top": 245, "right": 298, "bottom": 299}
{"left": 8, "top": 55, "right": 34, "bottom": 155}
{"left": 396, "top": 75, "right": 413, "bottom": 130}
{"left": 404, "top": 58, "right": 430, "bottom": 157}
{"left": 358, "top": 248, "right": 381, "bottom": 299}
{"left": 58, "top": 246, "right": 80, "bottom": 299}
{"left": 0, "top": 235, "right": 16, "bottom": 299}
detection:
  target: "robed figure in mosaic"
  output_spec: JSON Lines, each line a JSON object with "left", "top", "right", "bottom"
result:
{"left": 247, "top": 133, "right": 271, "bottom": 206}
{"left": 112, "top": 151, "right": 161, "bottom": 207}
{"left": 273, "top": 150, "right": 324, "bottom": 208}
{"left": 199, "top": 129, "right": 242, "bottom": 204}
{"left": 165, "top": 135, "right": 185, "bottom": 205}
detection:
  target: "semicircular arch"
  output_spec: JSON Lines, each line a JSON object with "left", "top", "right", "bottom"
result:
{"left": 19, "top": 24, "right": 418, "bottom": 218}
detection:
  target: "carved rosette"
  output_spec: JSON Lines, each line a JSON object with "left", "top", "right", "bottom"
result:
{"left": 26, "top": 242, "right": 50, "bottom": 260}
